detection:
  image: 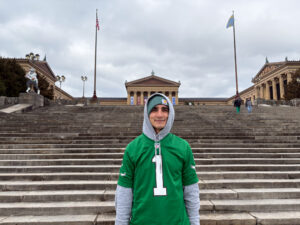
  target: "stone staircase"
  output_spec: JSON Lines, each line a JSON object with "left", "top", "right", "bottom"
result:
{"left": 0, "top": 105, "right": 300, "bottom": 224}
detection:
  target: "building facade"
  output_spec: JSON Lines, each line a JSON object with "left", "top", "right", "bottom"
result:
{"left": 226, "top": 59, "right": 300, "bottom": 104}
{"left": 251, "top": 59, "right": 298, "bottom": 101}
{"left": 125, "top": 72, "right": 180, "bottom": 105}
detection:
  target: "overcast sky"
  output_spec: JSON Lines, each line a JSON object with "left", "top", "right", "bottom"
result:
{"left": 1, "top": 0, "right": 300, "bottom": 98}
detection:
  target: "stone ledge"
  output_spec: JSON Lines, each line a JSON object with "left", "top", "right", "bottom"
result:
{"left": 19, "top": 93, "right": 44, "bottom": 109}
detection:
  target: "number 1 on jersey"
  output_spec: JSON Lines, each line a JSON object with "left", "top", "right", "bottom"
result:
{"left": 152, "top": 155, "right": 167, "bottom": 196}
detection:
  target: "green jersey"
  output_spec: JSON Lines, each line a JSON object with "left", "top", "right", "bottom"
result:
{"left": 118, "top": 133, "right": 199, "bottom": 225}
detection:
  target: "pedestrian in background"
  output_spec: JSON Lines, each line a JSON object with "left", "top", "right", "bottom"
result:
{"left": 245, "top": 98, "right": 253, "bottom": 113}
{"left": 233, "top": 95, "right": 242, "bottom": 114}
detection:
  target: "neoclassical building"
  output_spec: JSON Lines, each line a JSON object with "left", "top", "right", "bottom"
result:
{"left": 252, "top": 59, "right": 296, "bottom": 101}
{"left": 125, "top": 72, "right": 180, "bottom": 105}
{"left": 229, "top": 59, "right": 300, "bottom": 104}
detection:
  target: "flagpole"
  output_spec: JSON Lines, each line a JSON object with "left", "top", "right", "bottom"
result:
{"left": 232, "top": 11, "right": 239, "bottom": 95}
{"left": 92, "top": 9, "right": 98, "bottom": 100}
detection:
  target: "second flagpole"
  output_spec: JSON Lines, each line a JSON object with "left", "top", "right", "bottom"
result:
{"left": 232, "top": 11, "right": 239, "bottom": 95}
{"left": 92, "top": 9, "right": 99, "bottom": 101}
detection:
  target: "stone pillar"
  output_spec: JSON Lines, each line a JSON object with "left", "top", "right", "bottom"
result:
{"left": 272, "top": 79, "right": 277, "bottom": 101}
{"left": 265, "top": 81, "right": 270, "bottom": 100}
{"left": 133, "top": 92, "right": 137, "bottom": 105}
{"left": 287, "top": 72, "right": 292, "bottom": 84}
{"left": 141, "top": 92, "right": 144, "bottom": 106}
{"left": 279, "top": 75, "right": 285, "bottom": 100}
{"left": 255, "top": 87, "right": 259, "bottom": 99}
{"left": 175, "top": 91, "right": 179, "bottom": 105}
{"left": 127, "top": 92, "right": 131, "bottom": 105}
{"left": 259, "top": 85, "right": 264, "bottom": 99}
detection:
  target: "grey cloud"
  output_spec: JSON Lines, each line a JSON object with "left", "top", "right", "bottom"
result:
{"left": 1, "top": 0, "right": 300, "bottom": 98}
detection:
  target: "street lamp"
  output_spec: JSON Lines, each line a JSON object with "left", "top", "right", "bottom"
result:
{"left": 56, "top": 75, "right": 65, "bottom": 89}
{"left": 81, "top": 76, "right": 88, "bottom": 98}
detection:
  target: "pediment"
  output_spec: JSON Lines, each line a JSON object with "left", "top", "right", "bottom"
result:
{"left": 126, "top": 75, "right": 180, "bottom": 87}
{"left": 252, "top": 62, "right": 284, "bottom": 83}
{"left": 258, "top": 65, "right": 280, "bottom": 77}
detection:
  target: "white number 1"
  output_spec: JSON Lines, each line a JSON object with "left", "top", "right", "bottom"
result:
{"left": 152, "top": 155, "right": 167, "bottom": 196}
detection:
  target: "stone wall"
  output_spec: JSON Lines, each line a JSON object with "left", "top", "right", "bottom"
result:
{"left": 0, "top": 96, "right": 19, "bottom": 106}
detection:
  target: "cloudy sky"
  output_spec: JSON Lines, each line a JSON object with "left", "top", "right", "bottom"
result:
{"left": 1, "top": 0, "right": 300, "bottom": 98}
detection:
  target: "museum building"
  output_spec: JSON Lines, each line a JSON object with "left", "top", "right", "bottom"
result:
{"left": 5, "top": 55, "right": 300, "bottom": 105}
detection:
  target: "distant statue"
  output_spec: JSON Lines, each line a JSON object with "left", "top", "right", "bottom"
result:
{"left": 25, "top": 67, "right": 40, "bottom": 94}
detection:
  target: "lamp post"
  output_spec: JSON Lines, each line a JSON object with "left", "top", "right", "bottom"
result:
{"left": 81, "top": 76, "right": 88, "bottom": 98}
{"left": 56, "top": 75, "right": 65, "bottom": 89}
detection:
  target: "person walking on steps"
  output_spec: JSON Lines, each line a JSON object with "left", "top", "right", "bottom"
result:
{"left": 234, "top": 94, "right": 242, "bottom": 114}
{"left": 115, "top": 93, "right": 200, "bottom": 225}
{"left": 245, "top": 98, "right": 253, "bottom": 113}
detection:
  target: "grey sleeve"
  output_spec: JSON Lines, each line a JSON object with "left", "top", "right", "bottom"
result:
{"left": 114, "top": 185, "right": 133, "bottom": 225}
{"left": 183, "top": 183, "right": 200, "bottom": 225}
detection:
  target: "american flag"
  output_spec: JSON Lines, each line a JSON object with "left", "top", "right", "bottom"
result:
{"left": 96, "top": 11, "right": 100, "bottom": 30}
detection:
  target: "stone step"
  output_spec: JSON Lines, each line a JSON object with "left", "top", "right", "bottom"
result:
{"left": 194, "top": 148, "right": 300, "bottom": 153}
{"left": 201, "top": 188, "right": 300, "bottom": 200}
{"left": 1, "top": 188, "right": 300, "bottom": 203}
{"left": 0, "top": 180, "right": 117, "bottom": 192}
{"left": 2, "top": 152, "right": 300, "bottom": 160}
{"left": 0, "top": 165, "right": 121, "bottom": 173}
{"left": 0, "top": 199, "right": 299, "bottom": 217}
{"left": 2, "top": 147, "right": 300, "bottom": 155}
{"left": 2, "top": 158, "right": 300, "bottom": 166}
{"left": 197, "top": 152, "right": 300, "bottom": 158}
{"left": 0, "top": 212, "right": 262, "bottom": 225}
{"left": 0, "top": 148, "right": 125, "bottom": 154}
{"left": 1, "top": 171, "right": 300, "bottom": 181}
{"left": 0, "top": 159, "right": 123, "bottom": 166}
{"left": 1, "top": 179, "right": 300, "bottom": 191}
{"left": 197, "top": 158, "right": 300, "bottom": 164}
{"left": 0, "top": 201, "right": 116, "bottom": 216}
{"left": 0, "top": 190, "right": 115, "bottom": 203}
{"left": 199, "top": 164, "right": 300, "bottom": 171}
{"left": 0, "top": 172, "right": 120, "bottom": 181}
{"left": 0, "top": 200, "right": 212, "bottom": 216}
{"left": 0, "top": 153, "right": 124, "bottom": 160}
{"left": 6, "top": 212, "right": 299, "bottom": 225}
{"left": 2, "top": 143, "right": 300, "bottom": 149}
{"left": 211, "top": 199, "right": 300, "bottom": 212}
{"left": 200, "top": 179, "right": 300, "bottom": 189}
{"left": 200, "top": 171, "right": 300, "bottom": 179}
{"left": 2, "top": 164, "right": 300, "bottom": 173}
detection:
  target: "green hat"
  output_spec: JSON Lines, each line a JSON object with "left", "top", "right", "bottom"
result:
{"left": 147, "top": 95, "right": 169, "bottom": 115}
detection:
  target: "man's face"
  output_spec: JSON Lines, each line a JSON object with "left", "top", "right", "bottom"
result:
{"left": 149, "top": 104, "right": 169, "bottom": 134}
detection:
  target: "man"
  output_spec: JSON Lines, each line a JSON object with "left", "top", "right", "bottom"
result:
{"left": 115, "top": 93, "right": 200, "bottom": 225}
{"left": 25, "top": 67, "right": 40, "bottom": 94}
{"left": 233, "top": 94, "right": 242, "bottom": 114}
{"left": 245, "top": 98, "right": 252, "bottom": 113}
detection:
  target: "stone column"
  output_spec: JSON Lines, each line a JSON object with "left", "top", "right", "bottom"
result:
{"left": 279, "top": 75, "right": 285, "bottom": 100}
{"left": 259, "top": 85, "right": 264, "bottom": 99}
{"left": 141, "top": 92, "right": 144, "bottom": 106}
{"left": 265, "top": 81, "right": 270, "bottom": 100}
{"left": 272, "top": 79, "right": 277, "bottom": 101}
{"left": 255, "top": 86, "right": 259, "bottom": 99}
{"left": 287, "top": 72, "right": 292, "bottom": 83}
{"left": 133, "top": 91, "right": 137, "bottom": 105}
{"left": 127, "top": 92, "right": 131, "bottom": 105}
{"left": 175, "top": 91, "right": 179, "bottom": 105}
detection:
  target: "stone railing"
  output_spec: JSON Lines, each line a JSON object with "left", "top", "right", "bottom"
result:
{"left": 255, "top": 98, "right": 300, "bottom": 106}
{"left": 0, "top": 96, "right": 19, "bottom": 107}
